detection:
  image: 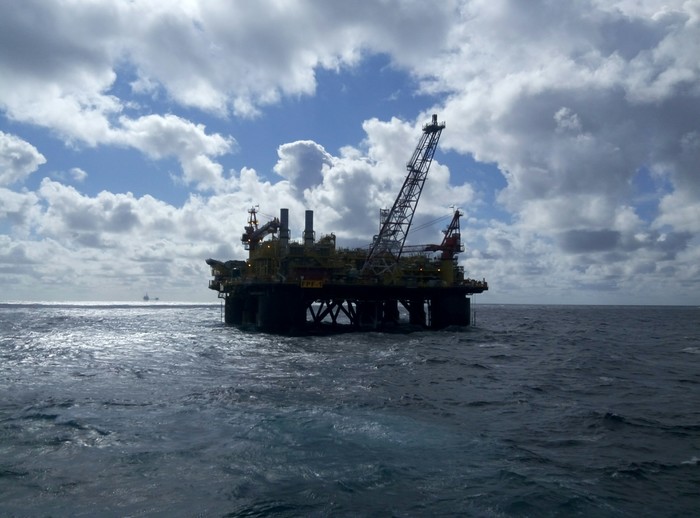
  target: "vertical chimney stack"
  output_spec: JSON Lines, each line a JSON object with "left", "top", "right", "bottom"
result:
{"left": 280, "top": 208, "right": 290, "bottom": 250}
{"left": 303, "top": 210, "right": 315, "bottom": 246}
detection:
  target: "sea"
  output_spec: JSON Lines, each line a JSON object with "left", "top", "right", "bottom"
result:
{"left": 0, "top": 302, "right": 698, "bottom": 517}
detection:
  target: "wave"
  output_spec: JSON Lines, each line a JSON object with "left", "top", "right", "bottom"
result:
{"left": 587, "top": 411, "right": 700, "bottom": 436}
{"left": 609, "top": 457, "right": 700, "bottom": 480}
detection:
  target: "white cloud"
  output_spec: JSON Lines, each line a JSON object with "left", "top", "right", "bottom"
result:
{"left": 114, "top": 114, "right": 235, "bottom": 191}
{"left": 0, "top": 177, "right": 259, "bottom": 300}
{"left": 0, "top": 112, "right": 480, "bottom": 300}
{"left": 656, "top": 189, "right": 700, "bottom": 233}
{"left": 0, "top": 188, "right": 41, "bottom": 234}
{"left": 274, "top": 141, "right": 332, "bottom": 191}
{"left": 297, "top": 117, "right": 477, "bottom": 245}
{"left": 38, "top": 179, "right": 141, "bottom": 242}
{"left": 411, "top": 1, "right": 700, "bottom": 265}
{"left": 0, "top": 132, "right": 46, "bottom": 186}
{"left": 0, "top": 0, "right": 699, "bottom": 303}
{"left": 554, "top": 107, "right": 582, "bottom": 134}
{"left": 70, "top": 167, "right": 88, "bottom": 182}
{"left": 0, "top": 0, "right": 454, "bottom": 125}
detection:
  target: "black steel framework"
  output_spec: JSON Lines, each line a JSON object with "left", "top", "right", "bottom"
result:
{"left": 362, "top": 114, "right": 445, "bottom": 277}
{"left": 220, "top": 282, "right": 482, "bottom": 333}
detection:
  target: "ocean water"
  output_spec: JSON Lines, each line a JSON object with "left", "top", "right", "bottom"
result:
{"left": 0, "top": 303, "right": 698, "bottom": 517}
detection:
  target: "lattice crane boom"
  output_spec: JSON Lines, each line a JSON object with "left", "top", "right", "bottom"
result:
{"left": 362, "top": 114, "right": 445, "bottom": 277}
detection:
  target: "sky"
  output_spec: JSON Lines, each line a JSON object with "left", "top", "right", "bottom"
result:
{"left": 1, "top": 0, "right": 699, "bottom": 305}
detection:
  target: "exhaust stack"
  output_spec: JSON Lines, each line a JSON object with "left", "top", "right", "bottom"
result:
{"left": 303, "top": 210, "right": 315, "bottom": 246}
{"left": 280, "top": 208, "right": 290, "bottom": 249}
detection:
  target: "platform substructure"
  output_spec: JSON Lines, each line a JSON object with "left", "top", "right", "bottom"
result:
{"left": 221, "top": 283, "right": 475, "bottom": 334}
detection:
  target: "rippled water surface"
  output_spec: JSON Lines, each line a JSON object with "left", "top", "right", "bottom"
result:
{"left": 1, "top": 303, "right": 699, "bottom": 516}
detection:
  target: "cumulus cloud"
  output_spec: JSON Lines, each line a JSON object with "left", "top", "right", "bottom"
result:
{"left": 274, "top": 141, "right": 332, "bottom": 191}
{"left": 296, "top": 117, "right": 476, "bottom": 245}
{"left": 0, "top": 132, "right": 46, "bottom": 186}
{"left": 0, "top": 176, "right": 267, "bottom": 299}
{"left": 0, "top": 0, "right": 699, "bottom": 303}
{"left": 114, "top": 114, "right": 234, "bottom": 191}
{"left": 0, "top": 188, "right": 40, "bottom": 234}
{"left": 120, "top": 1, "right": 455, "bottom": 117}
{"left": 390, "top": 0, "right": 700, "bottom": 303}
{"left": 0, "top": 112, "right": 476, "bottom": 300}
{"left": 70, "top": 167, "right": 88, "bottom": 182}
{"left": 0, "top": 0, "right": 452, "bottom": 185}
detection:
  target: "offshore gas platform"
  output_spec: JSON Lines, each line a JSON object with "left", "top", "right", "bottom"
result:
{"left": 206, "top": 115, "right": 487, "bottom": 333}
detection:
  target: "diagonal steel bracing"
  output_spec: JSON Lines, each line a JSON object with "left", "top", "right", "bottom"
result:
{"left": 362, "top": 114, "right": 445, "bottom": 278}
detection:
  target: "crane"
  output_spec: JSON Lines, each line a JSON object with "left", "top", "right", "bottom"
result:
{"left": 429, "top": 208, "right": 464, "bottom": 260}
{"left": 241, "top": 206, "right": 279, "bottom": 251}
{"left": 402, "top": 208, "right": 464, "bottom": 259}
{"left": 361, "top": 114, "right": 445, "bottom": 278}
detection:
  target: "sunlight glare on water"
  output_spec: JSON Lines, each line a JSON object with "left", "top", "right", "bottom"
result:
{"left": 1, "top": 303, "right": 699, "bottom": 516}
